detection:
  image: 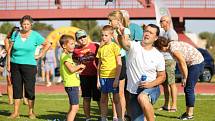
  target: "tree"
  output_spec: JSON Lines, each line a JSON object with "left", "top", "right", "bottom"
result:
{"left": 71, "top": 20, "right": 101, "bottom": 42}
{"left": 199, "top": 32, "right": 215, "bottom": 59}
{"left": 0, "top": 22, "right": 15, "bottom": 34}
{"left": 199, "top": 32, "right": 215, "bottom": 49}
{"left": 32, "top": 22, "right": 54, "bottom": 31}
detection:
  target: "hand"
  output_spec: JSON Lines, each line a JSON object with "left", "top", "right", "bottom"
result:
{"left": 6, "top": 64, "right": 10, "bottom": 72}
{"left": 116, "top": 22, "right": 125, "bottom": 36}
{"left": 181, "top": 78, "right": 187, "bottom": 87}
{"left": 35, "top": 55, "right": 41, "bottom": 60}
{"left": 138, "top": 81, "right": 152, "bottom": 89}
{"left": 113, "top": 79, "right": 118, "bottom": 88}
{"left": 77, "top": 64, "right": 86, "bottom": 73}
{"left": 97, "top": 79, "right": 101, "bottom": 89}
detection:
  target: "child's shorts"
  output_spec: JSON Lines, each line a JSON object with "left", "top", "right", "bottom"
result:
{"left": 99, "top": 78, "right": 119, "bottom": 93}
{"left": 65, "top": 87, "right": 79, "bottom": 105}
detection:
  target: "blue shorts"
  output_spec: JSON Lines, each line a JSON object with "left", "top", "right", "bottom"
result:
{"left": 128, "top": 86, "right": 160, "bottom": 121}
{"left": 65, "top": 87, "right": 79, "bottom": 105}
{"left": 99, "top": 78, "right": 119, "bottom": 93}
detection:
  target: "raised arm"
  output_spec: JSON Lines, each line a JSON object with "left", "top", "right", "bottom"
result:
{"left": 116, "top": 26, "right": 131, "bottom": 51}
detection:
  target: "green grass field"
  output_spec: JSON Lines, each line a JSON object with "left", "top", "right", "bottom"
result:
{"left": 1, "top": 94, "right": 215, "bottom": 121}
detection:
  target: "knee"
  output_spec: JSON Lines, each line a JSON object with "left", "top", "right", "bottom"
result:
{"left": 137, "top": 94, "right": 149, "bottom": 105}
{"left": 100, "top": 96, "right": 108, "bottom": 104}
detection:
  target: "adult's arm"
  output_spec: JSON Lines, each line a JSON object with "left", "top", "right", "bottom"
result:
{"left": 172, "top": 50, "right": 188, "bottom": 85}
{"left": 139, "top": 71, "right": 166, "bottom": 88}
{"left": 35, "top": 39, "right": 51, "bottom": 60}
{"left": 116, "top": 25, "right": 131, "bottom": 51}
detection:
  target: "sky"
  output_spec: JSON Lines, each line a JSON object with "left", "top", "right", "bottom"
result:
{"left": 1, "top": 19, "right": 215, "bottom": 34}
{"left": 33, "top": 19, "right": 215, "bottom": 34}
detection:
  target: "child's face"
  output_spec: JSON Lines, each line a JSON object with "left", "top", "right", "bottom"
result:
{"left": 109, "top": 18, "right": 119, "bottom": 29}
{"left": 63, "top": 39, "right": 75, "bottom": 53}
{"left": 101, "top": 30, "right": 112, "bottom": 44}
{"left": 77, "top": 35, "right": 88, "bottom": 47}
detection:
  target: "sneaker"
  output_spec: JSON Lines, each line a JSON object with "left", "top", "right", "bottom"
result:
{"left": 46, "top": 82, "right": 52, "bottom": 87}
{"left": 86, "top": 118, "right": 91, "bottom": 121}
{"left": 113, "top": 117, "right": 118, "bottom": 121}
{"left": 100, "top": 117, "right": 108, "bottom": 121}
{"left": 178, "top": 112, "right": 194, "bottom": 120}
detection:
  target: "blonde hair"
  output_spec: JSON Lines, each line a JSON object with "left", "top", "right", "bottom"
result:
{"left": 120, "top": 10, "right": 130, "bottom": 25}
{"left": 108, "top": 10, "right": 129, "bottom": 28}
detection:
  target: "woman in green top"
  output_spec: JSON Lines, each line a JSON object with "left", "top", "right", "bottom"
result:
{"left": 8, "top": 15, "right": 51, "bottom": 119}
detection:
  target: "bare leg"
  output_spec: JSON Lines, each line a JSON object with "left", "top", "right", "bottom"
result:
{"left": 28, "top": 99, "right": 36, "bottom": 119}
{"left": 186, "top": 107, "right": 194, "bottom": 116}
{"left": 170, "top": 83, "right": 177, "bottom": 110}
{"left": 83, "top": 98, "right": 91, "bottom": 119}
{"left": 7, "top": 75, "right": 13, "bottom": 105}
{"left": 137, "top": 94, "right": 155, "bottom": 121}
{"left": 23, "top": 88, "right": 28, "bottom": 105}
{"left": 67, "top": 104, "right": 79, "bottom": 121}
{"left": 113, "top": 93, "right": 122, "bottom": 120}
{"left": 100, "top": 93, "right": 108, "bottom": 119}
{"left": 163, "top": 84, "right": 170, "bottom": 109}
{"left": 112, "top": 94, "right": 118, "bottom": 119}
{"left": 45, "top": 71, "right": 51, "bottom": 87}
{"left": 9, "top": 99, "right": 21, "bottom": 118}
{"left": 119, "top": 79, "right": 126, "bottom": 119}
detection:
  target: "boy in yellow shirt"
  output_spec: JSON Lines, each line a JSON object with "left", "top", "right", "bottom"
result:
{"left": 59, "top": 35, "right": 86, "bottom": 121}
{"left": 96, "top": 25, "right": 123, "bottom": 121}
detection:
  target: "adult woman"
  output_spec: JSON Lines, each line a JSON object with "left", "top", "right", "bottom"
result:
{"left": 8, "top": 15, "right": 50, "bottom": 119}
{"left": 154, "top": 36, "right": 204, "bottom": 120}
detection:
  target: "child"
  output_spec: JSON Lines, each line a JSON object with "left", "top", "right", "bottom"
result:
{"left": 108, "top": 10, "right": 131, "bottom": 120}
{"left": 96, "top": 25, "right": 123, "bottom": 121}
{"left": 59, "top": 35, "right": 86, "bottom": 121}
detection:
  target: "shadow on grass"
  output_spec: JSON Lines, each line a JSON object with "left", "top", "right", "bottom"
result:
{"left": 36, "top": 110, "right": 88, "bottom": 121}
{"left": 155, "top": 113, "right": 178, "bottom": 119}
{"left": 0, "top": 110, "right": 11, "bottom": 117}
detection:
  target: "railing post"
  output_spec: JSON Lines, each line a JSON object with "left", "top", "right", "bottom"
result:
{"left": 205, "top": 0, "right": 207, "bottom": 8}
{"left": 15, "top": 0, "right": 16, "bottom": 10}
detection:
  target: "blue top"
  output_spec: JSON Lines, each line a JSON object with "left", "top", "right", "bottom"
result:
{"left": 11, "top": 30, "right": 45, "bottom": 65}
{"left": 129, "top": 23, "right": 143, "bottom": 41}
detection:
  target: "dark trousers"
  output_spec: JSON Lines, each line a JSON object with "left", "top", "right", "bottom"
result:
{"left": 11, "top": 62, "right": 37, "bottom": 100}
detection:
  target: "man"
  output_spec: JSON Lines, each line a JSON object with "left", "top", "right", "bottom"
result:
{"left": 117, "top": 24, "right": 166, "bottom": 121}
{"left": 159, "top": 15, "right": 178, "bottom": 112}
{"left": 73, "top": 30, "right": 100, "bottom": 121}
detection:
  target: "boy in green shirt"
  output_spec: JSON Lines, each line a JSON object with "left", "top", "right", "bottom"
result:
{"left": 59, "top": 35, "right": 86, "bottom": 121}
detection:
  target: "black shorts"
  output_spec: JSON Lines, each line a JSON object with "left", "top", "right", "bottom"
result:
{"left": 11, "top": 62, "right": 37, "bottom": 100}
{"left": 80, "top": 75, "right": 101, "bottom": 101}
{"left": 119, "top": 56, "right": 127, "bottom": 80}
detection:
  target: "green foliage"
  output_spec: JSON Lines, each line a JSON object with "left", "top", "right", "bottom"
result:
{"left": 0, "top": 22, "right": 15, "bottom": 34}
{"left": 199, "top": 32, "right": 215, "bottom": 49}
{"left": 71, "top": 20, "right": 101, "bottom": 42}
{"left": 199, "top": 32, "right": 215, "bottom": 59}
{"left": 32, "top": 22, "right": 54, "bottom": 31}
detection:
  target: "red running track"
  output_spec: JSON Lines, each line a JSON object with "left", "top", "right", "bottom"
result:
{"left": 0, "top": 82, "right": 215, "bottom": 94}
